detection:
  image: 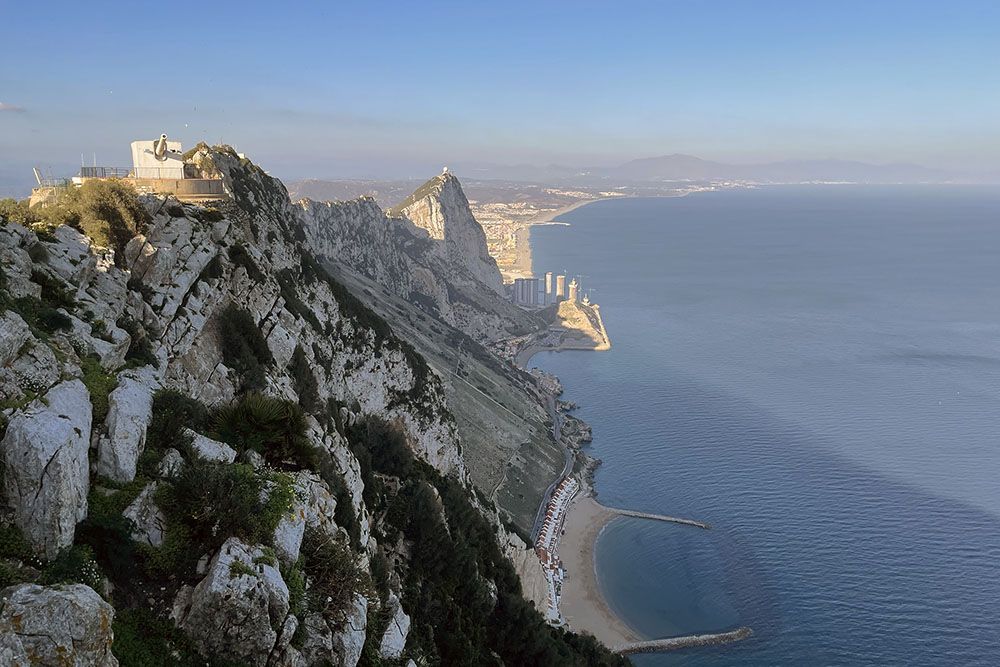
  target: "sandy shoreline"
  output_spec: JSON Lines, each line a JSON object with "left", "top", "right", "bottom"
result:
{"left": 507, "top": 197, "right": 609, "bottom": 279}
{"left": 559, "top": 495, "right": 642, "bottom": 646}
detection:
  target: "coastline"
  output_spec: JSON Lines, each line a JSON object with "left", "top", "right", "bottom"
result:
{"left": 559, "top": 494, "right": 642, "bottom": 646}
{"left": 514, "top": 193, "right": 752, "bottom": 656}
{"left": 507, "top": 197, "right": 611, "bottom": 280}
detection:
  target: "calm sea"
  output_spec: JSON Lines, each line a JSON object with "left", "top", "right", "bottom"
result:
{"left": 529, "top": 187, "right": 1000, "bottom": 666}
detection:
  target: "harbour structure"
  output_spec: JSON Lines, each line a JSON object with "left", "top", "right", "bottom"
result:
{"left": 555, "top": 274, "right": 567, "bottom": 301}
{"left": 31, "top": 134, "right": 227, "bottom": 205}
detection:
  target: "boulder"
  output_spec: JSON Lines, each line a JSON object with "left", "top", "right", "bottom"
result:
{"left": 3, "top": 336, "right": 60, "bottom": 397}
{"left": 0, "top": 312, "right": 31, "bottom": 368}
{"left": 157, "top": 448, "right": 185, "bottom": 477}
{"left": 0, "top": 583, "right": 117, "bottom": 666}
{"left": 1, "top": 380, "right": 91, "bottom": 558}
{"left": 97, "top": 366, "right": 158, "bottom": 482}
{"left": 122, "top": 482, "right": 166, "bottom": 547}
{"left": 174, "top": 537, "right": 290, "bottom": 666}
{"left": 184, "top": 428, "right": 237, "bottom": 463}
{"left": 333, "top": 592, "right": 368, "bottom": 667}
{"left": 298, "top": 471, "right": 338, "bottom": 542}
{"left": 378, "top": 592, "right": 411, "bottom": 660}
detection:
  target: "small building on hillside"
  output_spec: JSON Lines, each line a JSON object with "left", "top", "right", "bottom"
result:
{"left": 32, "top": 134, "right": 227, "bottom": 205}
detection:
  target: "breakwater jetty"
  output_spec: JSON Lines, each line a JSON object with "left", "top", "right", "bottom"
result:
{"left": 608, "top": 508, "right": 710, "bottom": 530}
{"left": 614, "top": 627, "right": 754, "bottom": 654}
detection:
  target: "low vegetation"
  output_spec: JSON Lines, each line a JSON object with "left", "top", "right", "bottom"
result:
{"left": 349, "top": 416, "right": 624, "bottom": 666}
{"left": 211, "top": 393, "right": 317, "bottom": 468}
{"left": 29, "top": 181, "right": 149, "bottom": 263}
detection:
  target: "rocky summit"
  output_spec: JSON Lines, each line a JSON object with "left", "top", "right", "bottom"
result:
{"left": 0, "top": 146, "right": 624, "bottom": 666}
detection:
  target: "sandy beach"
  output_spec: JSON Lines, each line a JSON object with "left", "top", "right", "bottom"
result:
{"left": 559, "top": 494, "right": 641, "bottom": 646}
{"left": 507, "top": 198, "right": 607, "bottom": 279}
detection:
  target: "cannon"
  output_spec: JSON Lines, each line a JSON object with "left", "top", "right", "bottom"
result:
{"left": 153, "top": 134, "right": 170, "bottom": 161}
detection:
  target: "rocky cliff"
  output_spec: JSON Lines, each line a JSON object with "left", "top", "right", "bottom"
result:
{"left": 389, "top": 173, "right": 504, "bottom": 294}
{"left": 298, "top": 180, "right": 541, "bottom": 345}
{"left": 0, "top": 147, "right": 623, "bottom": 666}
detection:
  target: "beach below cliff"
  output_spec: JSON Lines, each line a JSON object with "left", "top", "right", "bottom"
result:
{"left": 559, "top": 494, "right": 641, "bottom": 646}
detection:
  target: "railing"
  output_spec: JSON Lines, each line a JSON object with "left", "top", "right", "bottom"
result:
{"left": 79, "top": 166, "right": 132, "bottom": 179}
{"left": 77, "top": 166, "right": 221, "bottom": 180}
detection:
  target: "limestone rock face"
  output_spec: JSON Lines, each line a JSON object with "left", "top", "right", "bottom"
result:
{"left": 174, "top": 537, "right": 290, "bottom": 666}
{"left": 157, "top": 448, "right": 185, "bottom": 477}
{"left": 97, "top": 366, "right": 159, "bottom": 482}
{"left": 0, "top": 583, "right": 117, "bottom": 666}
{"left": 1, "top": 380, "right": 92, "bottom": 558}
{"left": 0, "top": 312, "right": 31, "bottom": 368}
{"left": 397, "top": 173, "right": 503, "bottom": 294}
{"left": 333, "top": 592, "right": 368, "bottom": 667}
{"left": 122, "top": 482, "right": 166, "bottom": 547}
{"left": 0, "top": 222, "right": 42, "bottom": 299}
{"left": 185, "top": 428, "right": 237, "bottom": 463}
{"left": 300, "top": 593, "right": 367, "bottom": 667}
{"left": 378, "top": 592, "right": 411, "bottom": 660}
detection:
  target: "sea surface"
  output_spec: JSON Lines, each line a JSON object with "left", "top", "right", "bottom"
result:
{"left": 528, "top": 187, "right": 1000, "bottom": 666}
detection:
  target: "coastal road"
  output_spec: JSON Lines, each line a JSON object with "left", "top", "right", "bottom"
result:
{"left": 530, "top": 393, "right": 575, "bottom": 543}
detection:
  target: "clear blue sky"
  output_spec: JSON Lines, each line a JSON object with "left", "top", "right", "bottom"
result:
{"left": 2, "top": 0, "right": 998, "bottom": 189}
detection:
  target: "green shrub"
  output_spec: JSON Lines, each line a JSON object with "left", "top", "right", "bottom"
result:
{"left": 75, "top": 512, "right": 138, "bottom": 585}
{"left": 0, "top": 523, "right": 36, "bottom": 562}
{"left": 283, "top": 558, "right": 307, "bottom": 617}
{"left": 156, "top": 461, "right": 295, "bottom": 566}
{"left": 349, "top": 415, "right": 627, "bottom": 666}
{"left": 112, "top": 608, "right": 241, "bottom": 667}
{"left": 198, "top": 207, "right": 225, "bottom": 223}
{"left": 289, "top": 345, "right": 320, "bottom": 413}
{"left": 317, "top": 455, "right": 361, "bottom": 550}
{"left": 116, "top": 316, "right": 158, "bottom": 368}
{"left": 80, "top": 356, "right": 118, "bottom": 423}
{"left": 276, "top": 269, "right": 322, "bottom": 331}
{"left": 35, "top": 180, "right": 149, "bottom": 264}
{"left": 0, "top": 198, "right": 37, "bottom": 226}
{"left": 30, "top": 269, "right": 75, "bottom": 309}
{"left": 217, "top": 304, "right": 273, "bottom": 392}
{"left": 300, "top": 527, "right": 364, "bottom": 623}
{"left": 39, "top": 545, "right": 104, "bottom": 593}
{"left": 0, "top": 294, "right": 71, "bottom": 337}
{"left": 139, "top": 389, "right": 209, "bottom": 475}
{"left": 211, "top": 393, "right": 316, "bottom": 468}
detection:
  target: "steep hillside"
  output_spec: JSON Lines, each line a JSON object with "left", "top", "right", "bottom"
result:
{"left": 297, "top": 178, "right": 565, "bottom": 534}
{"left": 0, "top": 147, "right": 623, "bottom": 666}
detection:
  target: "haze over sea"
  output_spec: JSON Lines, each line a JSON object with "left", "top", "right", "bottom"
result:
{"left": 529, "top": 187, "right": 1000, "bottom": 665}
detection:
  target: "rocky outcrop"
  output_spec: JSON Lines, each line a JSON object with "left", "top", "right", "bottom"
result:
{"left": 97, "top": 366, "right": 159, "bottom": 482}
{"left": 335, "top": 593, "right": 369, "bottom": 667}
{"left": 299, "top": 175, "right": 542, "bottom": 346}
{"left": 300, "top": 592, "right": 367, "bottom": 667}
{"left": 173, "top": 537, "right": 290, "bottom": 666}
{"left": 378, "top": 592, "right": 411, "bottom": 660}
{"left": 184, "top": 429, "right": 237, "bottom": 463}
{"left": 0, "top": 583, "right": 117, "bottom": 666}
{"left": 394, "top": 173, "right": 503, "bottom": 294}
{"left": 1, "top": 380, "right": 92, "bottom": 558}
{"left": 122, "top": 482, "right": 166, "bottom": 547}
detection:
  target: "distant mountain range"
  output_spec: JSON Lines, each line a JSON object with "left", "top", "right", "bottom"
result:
{"left": 452, "top": 154, "right": 982, "bottom": 185}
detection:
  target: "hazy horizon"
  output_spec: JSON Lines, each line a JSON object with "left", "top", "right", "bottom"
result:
{"left": 3, "top": 1, "right": 999, "bottom": 194}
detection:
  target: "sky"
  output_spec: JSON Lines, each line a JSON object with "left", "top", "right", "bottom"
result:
{"left": 2, "top": 0, "right": 999, "bottom": 192}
